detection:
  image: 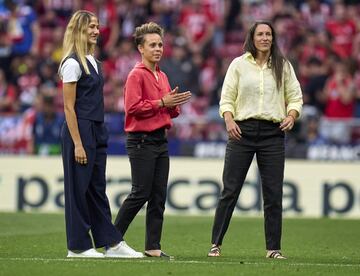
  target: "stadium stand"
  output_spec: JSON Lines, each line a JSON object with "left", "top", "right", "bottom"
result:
{"left": 0, "top": 0, "right": 359, "bottom": 160}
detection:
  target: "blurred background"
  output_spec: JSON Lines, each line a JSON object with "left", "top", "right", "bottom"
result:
{"left": 0, "top": 0, "right": 359, "bottom": 160}
{"left": 0, "top": 0, "right": 359, "bottom": 218}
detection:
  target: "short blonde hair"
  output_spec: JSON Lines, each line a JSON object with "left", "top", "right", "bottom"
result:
{"left": 133, "top": 22, "right": 164, "bottom": 46}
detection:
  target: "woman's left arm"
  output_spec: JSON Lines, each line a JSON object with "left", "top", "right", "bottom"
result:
{"left": 281, "top": 62, "right": 303, "bottom": 131}
{"left": 284, "top": 62, "right": 303, "bottom": 119}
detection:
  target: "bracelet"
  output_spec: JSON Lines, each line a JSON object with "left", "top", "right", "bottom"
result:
{"left": 287, "top": 114, "right": 296, "bottom": 121}
{"left": 160, "top": 98, "right": 165, "bottom": 107}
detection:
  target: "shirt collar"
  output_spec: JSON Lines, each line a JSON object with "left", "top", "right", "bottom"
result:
{"left": 244, "top": 52, "right": 255, "bottom": 63}
{"left": 135, "top": 62, "right": 160, "bottom": 72}
{"left": 244, "top": 52, "right": 272, "bottom": 66}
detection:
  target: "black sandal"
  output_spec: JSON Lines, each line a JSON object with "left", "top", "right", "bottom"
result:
{"left": 207, "top": 245, "right": 221, "bottom": 257}
{"left": 144, "top": 251, "right": 174, "bottom": 260}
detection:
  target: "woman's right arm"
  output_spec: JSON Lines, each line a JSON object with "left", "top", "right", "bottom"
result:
{"left": 63, "top": 82, "right": 87, "bottom": 164}
{"left": 219, "top": 59, "right": 239, "bottom": 119}
{"left": 220, "top": 59, "right": 241, "bottom": 140}
{"left": 223, "top": 111, "right": 241, "bottom": 140}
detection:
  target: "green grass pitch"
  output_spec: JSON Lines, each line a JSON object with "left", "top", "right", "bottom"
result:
{"left": 0, "top": 213, "right": 359, "bottom": 275}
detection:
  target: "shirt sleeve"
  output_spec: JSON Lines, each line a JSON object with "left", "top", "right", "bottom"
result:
{"left": 60, "top": 58, "right": 82, "bottom": 83}
{"left": 219, "top": 58, "right": 239, "bottom": 118}
{"left": 167, "top": 106, "right": 180, "bottom": 118}
{"left": 284, "top": 61, "right": 303, "bottom": 117}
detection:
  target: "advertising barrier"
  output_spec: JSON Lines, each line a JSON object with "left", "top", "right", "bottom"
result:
{"left": 0, "top": 156, "right": 359, "bottom": 218}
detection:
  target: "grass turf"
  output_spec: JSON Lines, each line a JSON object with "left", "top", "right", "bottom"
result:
{"left": 0, "top": 213, "right": 359, "bottom": 275}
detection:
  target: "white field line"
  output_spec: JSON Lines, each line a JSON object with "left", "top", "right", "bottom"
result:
{"left": 0, "top": 257, "right": 359, "bottom": 268}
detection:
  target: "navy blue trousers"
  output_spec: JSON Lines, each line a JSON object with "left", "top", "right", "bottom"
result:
{"left": 61, "top": 119, "right": 122, "bottom": 251}
{"left": 114, "top": 128, "right": 169, "bottom": 250}
{"left": 211, "top": 119, "right": 285, "bottom": 250}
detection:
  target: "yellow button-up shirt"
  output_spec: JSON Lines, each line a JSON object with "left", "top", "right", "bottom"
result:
{"left": 219, "top": 52, "right": 303, "bottom": 123}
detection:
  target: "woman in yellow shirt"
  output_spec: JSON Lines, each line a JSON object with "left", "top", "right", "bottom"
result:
{"left": 208, "top": 21, "right": 303, "bottom": 259}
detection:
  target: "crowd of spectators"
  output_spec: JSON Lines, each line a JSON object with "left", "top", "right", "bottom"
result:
{"left": 0, "top": 0, "right": 359, "bottom": 158}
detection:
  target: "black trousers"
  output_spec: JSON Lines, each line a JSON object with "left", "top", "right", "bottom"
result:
{"left": 114, "top": 128, "right": 169, "bottom": 250}
{"left": 211, "top": 119, "right": 285, "bottom": 250}
{"left": 61, "top": 120, "right": 122, "bottom": 250}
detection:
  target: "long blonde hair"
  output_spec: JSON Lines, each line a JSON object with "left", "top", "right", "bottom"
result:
{"left": 59, "top": 10, "right": 98, "bottom": 75}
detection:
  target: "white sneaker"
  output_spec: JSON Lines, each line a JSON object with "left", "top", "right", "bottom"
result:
{"left": 105, "top": 241, "right": 144, "bottom": 258}
{"left": 67, "top": 248, "right": 104, "bottom": 258}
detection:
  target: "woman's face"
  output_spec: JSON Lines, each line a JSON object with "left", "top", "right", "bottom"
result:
{"left": 138, "top": 33, "right": 163, "bottom": 65}
{"left": 87, "top": 16, "right": 100, "bottom": 46}
{"left": 253, "top": 24, "right": 273, "bottom": 54}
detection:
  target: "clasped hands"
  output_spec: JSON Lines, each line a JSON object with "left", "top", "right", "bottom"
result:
{"left": 161, "top": 87, "right": 192, "bottom": 107}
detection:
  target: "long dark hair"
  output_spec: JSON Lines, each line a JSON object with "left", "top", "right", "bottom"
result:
{"left": 243, "top": 21, "right": 286, "bottom": 90}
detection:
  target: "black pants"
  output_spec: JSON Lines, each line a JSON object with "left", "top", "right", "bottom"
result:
{"left": 211, "top": 119, "right": 285, "bottom": 250}
{"left": 114, "top": 128, "right": 169, "bottom": 250}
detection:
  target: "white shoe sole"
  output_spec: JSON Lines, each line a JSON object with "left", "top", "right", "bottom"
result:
{"left": 105, "top": 241, "right": 144, "bottom": 258}
{"left": 104, "top": 253, "right": 144, "bottom": 258}
{"left": 67, "top": 250, "right": 104, "bottom": 258}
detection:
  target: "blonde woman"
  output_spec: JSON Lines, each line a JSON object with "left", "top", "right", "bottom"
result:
{"left": 59, "top": 10, "right": 143, "bottom": 258}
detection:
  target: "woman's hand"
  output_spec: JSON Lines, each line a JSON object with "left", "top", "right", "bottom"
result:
{"left": 74, "top": 144, "right": 87, "bottom": 165}
{"left": 161, "top": 86, "right": 192, "bottom": 107}
{"left": 280, "top": 115, "right": 295, "bottom": 131}
{"left": 224, "top": 112, "right": 241, "bottom": 140}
